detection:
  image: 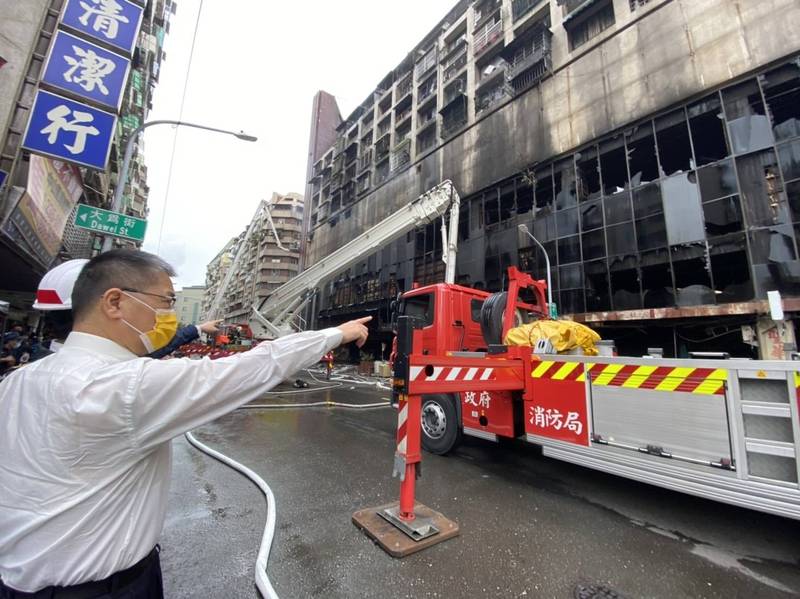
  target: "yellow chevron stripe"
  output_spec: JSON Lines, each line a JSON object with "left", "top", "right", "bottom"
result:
{"left": 576, "top": 362, "right": 598, "bottom": 382}
{"left": 592, "top": 363, "right": 624, "bottom": 386}
{"left": 552, "top": 362, "right": 580, "bottom": 381}
{"left": 654, "top": 367, "right": 695, "bottom": 392}
{"left": 621, "top": 365, "right": 658, "bottom": 389}
{"left": 531, "top": 360, "right": 555, "bottom": 379}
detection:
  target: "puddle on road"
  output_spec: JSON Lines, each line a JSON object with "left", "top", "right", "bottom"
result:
{"left": 632, "top": 520, "right": 795, "bottom": 594}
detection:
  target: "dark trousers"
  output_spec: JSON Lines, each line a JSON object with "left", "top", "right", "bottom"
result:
{"left": 0, "top": 547, "right": 163, "bottom": 599}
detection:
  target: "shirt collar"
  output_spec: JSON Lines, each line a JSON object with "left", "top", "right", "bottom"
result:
{"left": 63, "top": 331, "right": 139, "bottom": 361}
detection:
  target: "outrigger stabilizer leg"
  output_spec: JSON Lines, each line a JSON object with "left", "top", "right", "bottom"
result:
{"left": 352, "top": 316, "right": 459, "bottom": 557}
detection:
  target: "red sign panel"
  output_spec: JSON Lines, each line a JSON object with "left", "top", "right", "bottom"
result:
{"left": 525, "top": 378, "right": 590, "bottom": 447}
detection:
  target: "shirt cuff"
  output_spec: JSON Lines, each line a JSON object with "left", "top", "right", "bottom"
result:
{"left": 195, "top": 325, "right": 202, "bottom": 336}
{"left": 320, "top": 327, "right": 343, "bottom": 351}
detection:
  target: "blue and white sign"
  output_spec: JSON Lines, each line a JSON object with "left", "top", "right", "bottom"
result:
{"left": 0, "top": 170, "right": 7, "bottom": 190}
{"left": 60, "top": 0, "right": 144, "bottom": 56}
{"left": 41, "top": 30, "right": 131, "bottom": 111}
{"left": 22, "top": 89, "right": 117, "bottom": 170}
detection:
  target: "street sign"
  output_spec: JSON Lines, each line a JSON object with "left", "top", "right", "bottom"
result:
{"left": 0, "top": 170, "right": 6, "bottom": 190}
{"left": 41, "top": 30, "right": 131, "bottom": 111}
{"left": 74, "top": 203, "right": 147, "bottom": 242}
{"left": 60, "top": 0, "right": 144, "bottom": 56}
{"left": 22, "top": 89, "right": 116, "bottom": 170}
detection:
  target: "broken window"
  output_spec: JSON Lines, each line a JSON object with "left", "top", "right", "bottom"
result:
{"left": 697, "top": 159, "right": 738, "bottom": 202}
{"left": 662, "top": 171, "right": 705, "bottom": 245}
{"left": 471, "top": 196, "right": 485, "bottom": 232}
{"left": 736, "top": 149, "right": 791, "bottom": 227}
{"left": 533, "top": 211, "right": 556, "bottom": 242}
{"left": 458, "top": 202, "right": 470, "bottom": 241}
{"left": 640, "top": 249, "right": 674, "bottom": 308}
{"left": 582, "top": 228, "right": 606, "bottom": 260}
{"left": 778, "top": 139, "right": 800, "bottom": 183}
{"left": 499, "top": 182, "right": 516, "bottom": 221}
{"left": 703, "top": 195, "right": 744, "bottom": 238}
{"left": 584, "top": 259, "right": 611, "bottom": 311}
{"left": 671, "top": 243, "right": 714, "bottom": 307}
{"left": 516, "top": 177, "right": 533, "bottom": 215}
{"left": 534, "top": 166, "right": 554, "bottom": 210}
{"left": 655, "top": 109, "right": 693, "bottom": 176}
{"left": 632, "top": 183, "right": 663, "bottom": 220}
{"left": 604, "top": 191, "right": 632, "bottom": 225}
{"left": 560, "top": 289, "right": 586, "bottom": 314}
{"left": 787, "top": 180, "right": 800, "bottom": 222}
{"left": 554, "top": 158, "right": 578, "bottom": 210}
{"left": 761, "top": 62, "right": 800, "bottom": 143}
{"left": 581, "top": 199, "right": 604, "bottom": 231}
{"left": 558, "top": 234, "right": 581, "bottom": 264}
{"left": 606, "top": 221, "right": 636, "bottom": 256}
{"left": 688, "top": 95, "right": 730, "bottom": 166}
{"left": 599, "top": 137, "right": 628, "bottom": 195}
{"left": 626, "top": 123, "right": 659, "bottom": 188}
{"left": 484, "top": 189, "right": 500, "bottom": 226}
{"left": 635, "top": 212, "right": 667, "bottom": 251}
{"left": 748, "top": 225, "right": 799, "bottom": 296}
{"left": 609, "top": 254, "right": 642, "bottom": 310}
{"left": 559, "top": 263, "right": 583, "bottom": 289}
{"left": 722, "top": 79, "right": 775, "bottom": 155}
{"left": 576, "top": 146, "right": 602, "bottom": 202}
{"left": 709, "top": 233, "right": 754, "bottom": 303}
{"left": 557, "top": 207, "right": 579, "bottom": 237}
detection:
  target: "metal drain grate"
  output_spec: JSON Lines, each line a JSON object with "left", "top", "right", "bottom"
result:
{"left": 574, "top": 584, "right": 626, "bottom": 599}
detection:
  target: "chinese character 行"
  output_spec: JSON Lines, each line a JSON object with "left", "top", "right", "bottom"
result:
{"left": 78, "top": 0, "right": 130, "bottom": 40}
{"left": 63, "top": 45, "right": 116, "bottom": 95}
{"left": 464, "top": 391, "right": 477, "bottom": 406}
{"left": 478, "top": 391, "right": 491, "bottom": 409}
{"left": 40, "top": 105, "right": 99, "bottom": 155}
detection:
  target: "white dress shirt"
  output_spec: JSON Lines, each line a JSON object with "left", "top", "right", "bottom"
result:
{"left": 0, "top": 328, "right": 341, "bottom": 592}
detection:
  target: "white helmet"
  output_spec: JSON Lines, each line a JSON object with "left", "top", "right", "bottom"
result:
{"left": 33, "top": 259, "right": 89, "bottom": 311}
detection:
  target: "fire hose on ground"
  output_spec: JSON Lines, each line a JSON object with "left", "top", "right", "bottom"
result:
{"left": 183, "top": 367, "right": 392, "bottom": 598}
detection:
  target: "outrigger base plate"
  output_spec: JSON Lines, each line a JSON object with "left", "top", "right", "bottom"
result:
{"left": 352, "top": 501, "right": 459, "bottom": 558}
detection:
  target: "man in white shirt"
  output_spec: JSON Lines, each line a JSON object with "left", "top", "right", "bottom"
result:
{"left": 0, "top": 249, "right": 370, "bottom": 598}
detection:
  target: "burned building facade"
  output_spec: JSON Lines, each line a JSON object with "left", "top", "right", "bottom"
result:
{"left": 304, "top": 0, "right": 800, "bottom": 357}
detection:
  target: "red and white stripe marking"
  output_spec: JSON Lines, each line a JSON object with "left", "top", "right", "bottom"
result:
{"left": 396, "top": 402, "right": 408, "bottom": 455}
{"left": 409, "top": 366, "right": 494, "bottom": 382}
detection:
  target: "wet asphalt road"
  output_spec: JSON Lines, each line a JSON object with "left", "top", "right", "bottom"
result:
{"left": 160, "top": 370, "right": 800, "bottom": 599}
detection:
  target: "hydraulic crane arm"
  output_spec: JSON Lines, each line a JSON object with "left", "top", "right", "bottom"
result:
{"left": 249, "top": 180, "right": 461, "bottom": 339}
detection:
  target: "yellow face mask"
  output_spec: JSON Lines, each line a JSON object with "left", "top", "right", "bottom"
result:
{"left": 121, "top": 292, "right": 179, "bottom": 354}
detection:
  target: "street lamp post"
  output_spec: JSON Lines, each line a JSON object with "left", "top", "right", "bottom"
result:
{"left": 101, "top": 119, "right": 257, "bottom": 252}
{"left": 518, "top": 224, "right": 556, "bottom": 318}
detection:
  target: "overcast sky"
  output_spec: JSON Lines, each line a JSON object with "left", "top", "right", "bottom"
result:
{"left": 140, "top": 1, "right": 457, "bottom": 288}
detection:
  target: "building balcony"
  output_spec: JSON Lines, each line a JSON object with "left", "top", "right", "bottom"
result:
{"left": 506, "top": 28, "right": 553, "bottom": 88}
{"left": 417, "top": 112, "right": 437, "bottom": 132}
{"left": 476, "top": 81, "right": 514, "bottom": 114}
{"left": 475, "top": 59, "right": 508, "bottom": 92}
{"left": 474, "top": 18, "right": 503, "bottom": 56}
{"left": 395, "top": 107, "right": 412, "bottom": 129}
{"left": 358, "top": 150, "right": 372, "bottom": 173}
{"left": 442, "top": 35, "right": 467, "bottom": 61}
{"left": 512, "top": 0, "right": 546, "bottom": 21}
{"left": 396, "top": 76, "right": 413, "bottom": 103}
{"left": 417, "top": 77, "right": 438, "bottom": 105}
{"left": 357, "top": 172, "right": 371, "bottom": 195}
{"left": 443, "top": 52, "right": 468, "bottom": 82}
{"left": 414, "top": 48, "right": 437, "bottom": 79}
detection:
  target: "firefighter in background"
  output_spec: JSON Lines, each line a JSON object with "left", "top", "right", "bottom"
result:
{"left": 322, "top": 350, "right": 334, "bottom": 380}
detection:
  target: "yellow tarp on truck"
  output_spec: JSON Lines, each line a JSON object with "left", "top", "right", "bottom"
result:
{"left": 504, "top": 320, "right": 601, "bottom": 356}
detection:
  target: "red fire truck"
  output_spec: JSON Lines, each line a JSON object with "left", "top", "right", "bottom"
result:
{"left": 393, "top": 267, "right": 800, "bottom": 520}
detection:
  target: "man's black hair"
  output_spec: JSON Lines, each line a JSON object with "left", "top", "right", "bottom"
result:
{"left": 72, "top": 249, "right": 176, "bottom": 321}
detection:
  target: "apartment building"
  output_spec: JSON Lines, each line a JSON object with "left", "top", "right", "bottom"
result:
{"left": 202, "top": 192, "right": 304, "bottom": 324}
{"left": 304, "top": 0, "right": 800, "bottom": 357}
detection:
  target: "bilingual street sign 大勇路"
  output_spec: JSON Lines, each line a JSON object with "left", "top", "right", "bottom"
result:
{"left": 21, "top": 89, "right": 117, "bottom": 170}
{"left": 74, "top": 203, "right": 147, "bottom": 242}
{"left": 41, "top": 30, "right": 131, "bottom": 111}
{"left": 60, "top": 0, "right": 145, "bottom": 56}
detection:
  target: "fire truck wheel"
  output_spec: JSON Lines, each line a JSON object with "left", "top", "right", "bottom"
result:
{"left": 421, "top": 394, "right": 462, "bottom": 455}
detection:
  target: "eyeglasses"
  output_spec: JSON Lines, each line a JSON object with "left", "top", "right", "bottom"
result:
{"left": 121, "top": 288, "right": 177, "bottom": 308}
